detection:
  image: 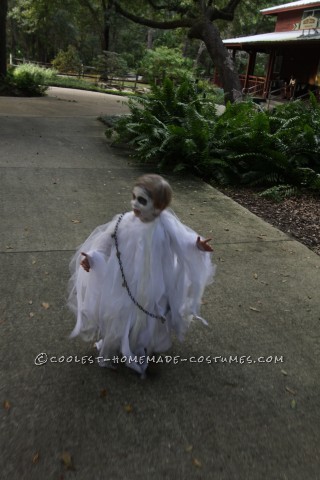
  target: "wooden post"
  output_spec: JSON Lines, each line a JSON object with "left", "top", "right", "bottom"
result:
{"left": 244, "top": 51, "right": 256, "bottom": 93}
{"left": 264, "top": 50, "right": 276, "bottom": 98}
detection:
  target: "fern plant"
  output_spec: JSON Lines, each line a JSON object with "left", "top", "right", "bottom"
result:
{"left": 108, "top": 81, "right": 320, "bottom": 195}
{"left": 110, "top": 77, "right": 220, "bottom": 173}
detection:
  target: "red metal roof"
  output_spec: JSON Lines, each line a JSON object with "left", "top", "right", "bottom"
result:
{"left": 223, "top": 30, "right": 320, "bottom": 47}
{"left": 261, "top": 0, "right": 320, "bottom": 15}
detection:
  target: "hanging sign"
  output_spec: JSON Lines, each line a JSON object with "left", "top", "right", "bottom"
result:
{"left": 300, "top": 16, "right": 318, "bottom": 29}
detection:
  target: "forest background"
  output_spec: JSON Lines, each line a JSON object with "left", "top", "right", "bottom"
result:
{"left": 1, "top": 0, "right": 288, "bottom": 100}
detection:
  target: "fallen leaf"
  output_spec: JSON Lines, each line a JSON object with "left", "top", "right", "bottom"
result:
{"left": 32, "top": 260, "right": 37, "bottom": 265}
{"left": 29, "top": 312, "right": 35, "bottom": 318}
{"left": 285, "top": 386, "right": 297, "bottom": 395}
{"left": 123, "top": 404, "right": 133, "bottom": 413}
{"left": 249, "top": 307, "right": 261, "bottom": 312}
{"left": 41, "top": 302, "right": 50, "bottom": 310}
{"left": 100, "top": 388, "right": 108, "bottom": 398}
{"left": 61, "top": 451, "right": 75, "bottom": 470}
{"left": 6, "top": 245, "right": 13, "bottom": 250}
{"left": 281, "top": 369, "right": 288, "bottom": 376}
{"left": 3, "top": 400, "right": 11, "bottom": 411}
{"left": 185, "top": 445, "right": 193, "bottom": 453}
{"left": 253, "top": 273, "right": 258, "bottom": 279}
{"left": 192, "top": 458, "right": 202, "bottom": 468}
{"left": 32, "top": 452, "right": 40, "bottom": 464}
{"left": 28, "top": 300, "right": 33, "bottom": 305}
{"left": 290, "top": 399, "right": 297, "bottom": 409}
{"left": 71, "top": 219, "right": 81, "bottom": 224}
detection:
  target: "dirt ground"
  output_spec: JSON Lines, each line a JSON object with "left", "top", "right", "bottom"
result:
{"left": 219, "top": 187, "right": 320, "bottom": 256}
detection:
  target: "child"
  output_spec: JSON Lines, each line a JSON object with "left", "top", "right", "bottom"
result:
{"left": 68, "top": 174, "right": 215, "bottom": 376}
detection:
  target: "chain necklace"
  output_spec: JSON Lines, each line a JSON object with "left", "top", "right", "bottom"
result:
{"left": 111, "top": 213, "right": 166, "bottom": 323}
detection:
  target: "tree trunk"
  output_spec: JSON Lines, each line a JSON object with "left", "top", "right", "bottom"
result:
{"left": 0, "top": 0, "right": 8, "bottom": 77}
{"left": 147, "top": 28, "right": 153, "bottom": 49}
{"left": 103, "top": 22, "right": 110, "bottom": 50}
{"left": 103, "top": 2, "right": 113, "bottom": 51}
{"left": 194, "top": 41, "right": 206, "bottom": 68}
{"left": 189, "top": 20, "right": 241, "bottom": 103}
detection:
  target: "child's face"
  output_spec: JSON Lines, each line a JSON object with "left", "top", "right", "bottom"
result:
{"left": 131, "top": 186, "right": 158, "bottom": 222}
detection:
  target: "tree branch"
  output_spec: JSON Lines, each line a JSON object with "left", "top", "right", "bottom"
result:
{"left": 147, "top": 0, "right": 191, "bottom": 15}
{"left": 113, "top": 1, "right": 193, "bottom": 29}
{"left": 206, "top": 0, "right": 242, "bottom": 21}
{"left": 219, "top": 0, "right": 243, "bottom": 20}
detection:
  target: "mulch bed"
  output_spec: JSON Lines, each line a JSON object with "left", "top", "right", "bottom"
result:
{"left": 219, "top": 187, "right": 320, "bottom": 255}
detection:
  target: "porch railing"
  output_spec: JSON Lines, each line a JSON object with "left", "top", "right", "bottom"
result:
{"left": 239, "top": 75, "right": 266, "bottom": 97}
{"left": 213, "top": 72, "right": 267, "bottom": 97}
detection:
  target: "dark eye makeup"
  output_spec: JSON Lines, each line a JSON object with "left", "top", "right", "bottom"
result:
{"left": 132, "top": 191, "right": 148, "bottom": 206}
{"left": 137, "top": 196, "right": 147, "bottom": 206}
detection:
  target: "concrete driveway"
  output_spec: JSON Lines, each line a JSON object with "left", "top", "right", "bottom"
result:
{"left": 0, "top": 87, "right": 319, "bottom": 480}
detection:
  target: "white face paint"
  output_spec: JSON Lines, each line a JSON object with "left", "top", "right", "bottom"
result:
{"left": 131, "top": 186, "right": 159, "bottom": 222}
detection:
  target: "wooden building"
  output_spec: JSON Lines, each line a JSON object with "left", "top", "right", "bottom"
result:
{"left": 221, "top": 0, "right": 320, "bottom": 100}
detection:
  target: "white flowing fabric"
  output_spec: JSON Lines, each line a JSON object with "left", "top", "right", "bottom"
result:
{"left": 67, "top": 209, "right": 215, "bottom": 375}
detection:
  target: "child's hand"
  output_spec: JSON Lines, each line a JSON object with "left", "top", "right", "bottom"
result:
{"left": 80, "top": 252, "right": 91, "bottom": 272}
{"left": 196, "top": 236, "right": 213, "bottom": 252}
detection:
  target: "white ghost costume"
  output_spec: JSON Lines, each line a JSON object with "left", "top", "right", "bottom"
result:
{"left": 67, "top": 202, "right": 215, "bottom": 376}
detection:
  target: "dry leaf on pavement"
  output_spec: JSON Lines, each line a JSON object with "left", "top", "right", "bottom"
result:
{"left": 290, "top": 399, "right": 297, "bottom": 409}
{"left": 192, "top": 458, "right": 202, "bottom": 468}
{"left": 249, "top": 307, "right": 261, "bottom": 312}
{"left": 285, "top": 386, "right": 297, "bottom": 395}
{"left": 32, "top": 452, "right": 40, "bottom": 464}
{"left": 3, "top": 400, "right": 11, "bottom": 411}
{"left": 100, "top": 388, "right": 108, "bottom": 398}
{"left": 61, "top": 451, "right": 75, "bottom": 470}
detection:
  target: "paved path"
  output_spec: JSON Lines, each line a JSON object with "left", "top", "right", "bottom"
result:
{"left": 0, "top": 87, "right": 319, "bottom": 480}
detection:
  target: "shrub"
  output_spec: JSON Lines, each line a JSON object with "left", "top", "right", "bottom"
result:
{"left": 9, "top": 64, "right": 56, "bottom": 96}
{"left": 107, "top": 82, "right": 320, "bottom": 195}
{"left": 139, "top": 47, "right": 194, "bottom": 84}
{"left": 212, "top": 97, "right": 320, "bottom": 193}
{"left": 93, "top": 52, "right": 128, "bottom": 79}
{"left": 110, "top": 78, "right": 221, "bottom": 173}
{"left": 51, "top": 45, "right": 82, "bottom": 74}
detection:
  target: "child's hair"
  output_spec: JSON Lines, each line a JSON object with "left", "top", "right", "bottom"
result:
{"left": 134, "top": 174, "right": 172, "bottom": 210}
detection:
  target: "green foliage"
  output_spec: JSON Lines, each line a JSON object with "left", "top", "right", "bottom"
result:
{"left": 92, "top": 52, "right": 128, "bottom": 78}
{"left": 213, "top": 98, "right": 320, "bottom": 193}
{"left": 51, "top": 45, "right": 82, "bottom": 74}
{"left": 110, "top": 78, "right": 221, "bottom": 173}
{"left": 6, "top": 64, "right": 56, "bottom": 96}
{"left": 258, "top": 185, "right": 299, "bottom": 202}
{"left": 108, "top": 82, "right": 320, "bottom": 195}
{"left": 139, "top": 47, "right": 194, "bottom": 84}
